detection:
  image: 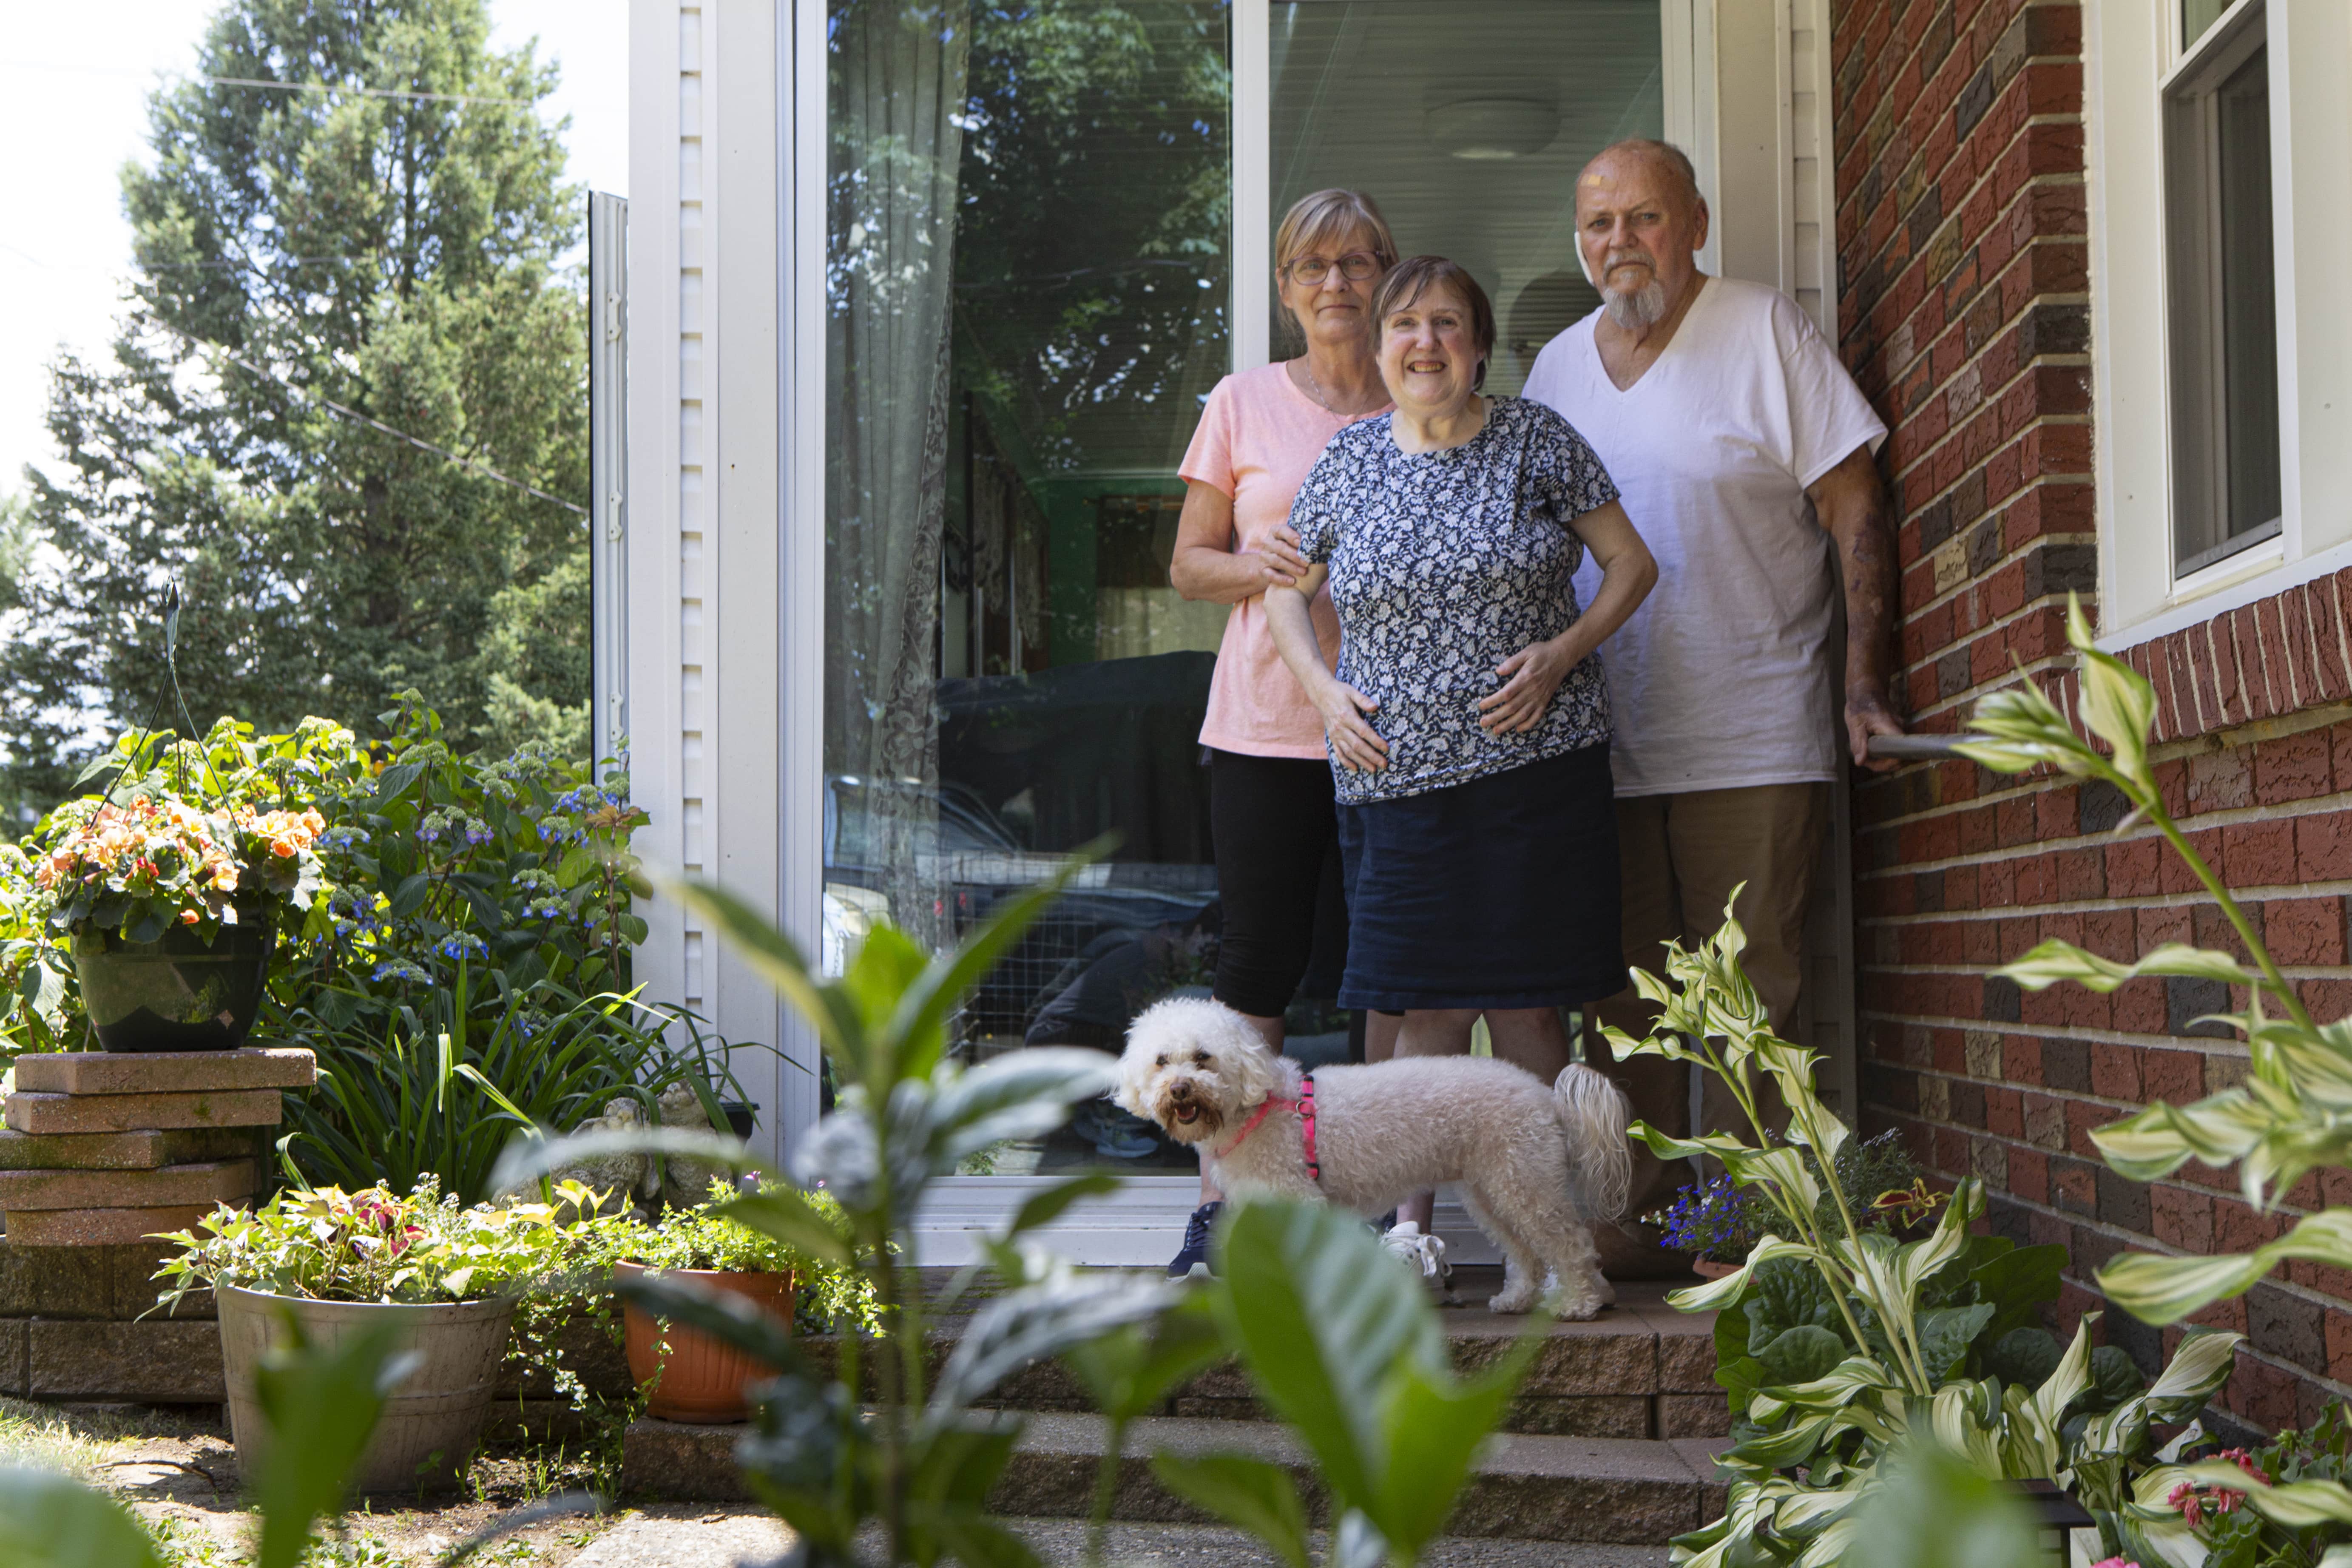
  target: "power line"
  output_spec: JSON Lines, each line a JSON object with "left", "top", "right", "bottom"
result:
{"left": 154, "top": 324, "right": 589, "bottom": 518}
{"left": 0, "top": 59, "right": 537, "bottom": 108}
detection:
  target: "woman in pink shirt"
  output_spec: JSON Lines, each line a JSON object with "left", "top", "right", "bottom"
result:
{"left": 1162, "top": 189, "right": 1402, "bottom": 1276}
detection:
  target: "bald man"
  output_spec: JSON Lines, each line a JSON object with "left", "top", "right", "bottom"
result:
{"left": 1522, "top": 138, "right": 1904, "bottom": 1264}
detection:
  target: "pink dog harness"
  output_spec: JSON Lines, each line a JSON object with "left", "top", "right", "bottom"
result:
{"left": 1212, "top": 1074, "right": 1319, "bottom": 1183}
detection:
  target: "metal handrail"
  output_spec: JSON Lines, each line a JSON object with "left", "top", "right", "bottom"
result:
{"left": 1865, "top": 733, "right": 1967, "bottom": 761}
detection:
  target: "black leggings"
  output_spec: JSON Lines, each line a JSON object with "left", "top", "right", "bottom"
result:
{"left": 1208, "top": 749, "right": 1349, "bottom": 1019}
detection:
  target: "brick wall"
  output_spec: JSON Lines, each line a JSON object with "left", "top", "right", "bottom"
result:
{"left": 1832, "top": 0, "right": 2352, "bottom": 1434}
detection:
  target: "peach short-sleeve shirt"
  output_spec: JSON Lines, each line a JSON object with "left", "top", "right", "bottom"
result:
{"left": 1179, "top": 362, "right": 1391, "bottom": 758}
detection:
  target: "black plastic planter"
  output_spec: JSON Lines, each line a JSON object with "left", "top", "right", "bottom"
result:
{"left": 71, "top": 911, "right": 274, "bottom": 1053}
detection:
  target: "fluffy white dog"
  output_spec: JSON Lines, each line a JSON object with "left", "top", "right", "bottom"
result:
{"left": 1115, "top": 996, "right": 1633, "bottom": 1318}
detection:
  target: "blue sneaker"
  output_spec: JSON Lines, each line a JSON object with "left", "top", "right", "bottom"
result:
{"left": 1168, "top": 1201, "right": 1222, "bottom": 1279}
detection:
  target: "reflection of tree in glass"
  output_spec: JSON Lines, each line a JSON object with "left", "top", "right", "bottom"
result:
{"left": 952, "top": 0, "right": 1232, "bottom": 474}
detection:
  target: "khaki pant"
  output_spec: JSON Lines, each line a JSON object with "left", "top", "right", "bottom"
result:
{"left": 1590, "top": 783, "right": 1829, "bottom": 1269}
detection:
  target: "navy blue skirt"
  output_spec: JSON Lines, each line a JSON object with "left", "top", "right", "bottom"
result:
{"left": 1334, "top": 743, "right": 1623, "bottom": 1011}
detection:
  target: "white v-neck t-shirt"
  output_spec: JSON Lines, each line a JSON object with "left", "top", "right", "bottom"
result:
{"left": 1523, "top": 277, "right": 1887, "bottom": 797}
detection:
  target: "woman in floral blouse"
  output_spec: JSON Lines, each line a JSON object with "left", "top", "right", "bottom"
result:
{"left": 1264, "top": 255, "right": 1656, "bottom": 1227}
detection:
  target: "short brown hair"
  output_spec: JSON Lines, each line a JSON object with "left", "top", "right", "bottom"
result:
{"left": 1369, "top": 256, "right": 1497, "bottom": 390}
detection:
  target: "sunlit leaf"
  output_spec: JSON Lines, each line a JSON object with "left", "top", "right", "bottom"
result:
{"left": 0, "top": 1469, "right": 162, "bottom": 1568}
{"left": 1999, "top": 939, "right": 2254, "bottom": 994}
{"left": 1149, "top": 1453, "right": 1310, "bottom": 1568}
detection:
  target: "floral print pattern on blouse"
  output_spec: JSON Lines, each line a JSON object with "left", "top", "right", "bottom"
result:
{"left": 1290, "top": 397, "right": 1620, "bottom": 804}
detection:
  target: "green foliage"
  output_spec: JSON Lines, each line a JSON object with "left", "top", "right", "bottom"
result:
{"left": 0, "top": 704, "right": 661, "bottom": 1075}
{"left": 1842, "top": 1436, "right": 2044, "bottom": 1568}
{"left": 0, "top": 1468, "right": 163, "bottom": 1568}
{"left": 501, "top": 851, "right": 1545, "bottom": 1568}
{"left": 2153, "top": 1406, "right": 2352, "bottom": 1567}
{"left": 1948, "top": 595, "right": 2352, "bottom": 1558}
{"left": 248, "top": 1312, "right": 416, "bottom": 1568}
{"left": 498, "top": 850, "right": 1183, "bottom": 1568}
{"left": 1172, "top": 1200, "right": 1541, "bottom": 1568}
{"left": 0, "top": 0, "right": 588, "bottom": 820}
{"left": 1648, "top": 1130, "right": 1930, "bottom": 1264}
{"left": 563, "top": 1178, "right": 888, "bottom": 1339}
{"left": 3, "top": 1301, "right": 404, "bottom": 1567}
{"left": 1603, "top": 903, "right": 2233, "bottom": 1566}
{"left": 152, "top": 1178, "right": 597, "bottom": 1307}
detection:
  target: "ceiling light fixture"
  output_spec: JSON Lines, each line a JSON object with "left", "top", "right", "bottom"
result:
{"left": 1424, "top": 98, "right": 1559, "bottom": 160}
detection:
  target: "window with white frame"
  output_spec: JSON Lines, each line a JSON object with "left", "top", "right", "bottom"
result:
{"left": 2162, "top": 3, "right": 2279, "bottom": 577}
{"left": 2087, "top": 0, "right": 2352, "bottom": 639}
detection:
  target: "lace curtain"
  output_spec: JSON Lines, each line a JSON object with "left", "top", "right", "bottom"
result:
{"left": 824, "top": 0, "right": 971, "bottom": 952}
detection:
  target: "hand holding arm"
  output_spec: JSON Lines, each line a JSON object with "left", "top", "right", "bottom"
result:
{"left": 1808, "top": 445, "right": 1905, "bottom": 771}
{"left": 1479, "top": 499, "right": 1658, "bottom": 734}
{"left": 1167, "top": 480, "right": 1313, "bottom": 604}
{"left": 1265, "top": 566, "right": 1388, "bottom": 772}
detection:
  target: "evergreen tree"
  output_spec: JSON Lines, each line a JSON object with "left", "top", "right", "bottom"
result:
{"left": 0, "top": 0, "right": 590, "bottom": 817}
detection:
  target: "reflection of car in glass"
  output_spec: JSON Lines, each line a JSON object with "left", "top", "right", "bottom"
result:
{"left": 822, "top": 775, "right": 1214, "bottom": 1040}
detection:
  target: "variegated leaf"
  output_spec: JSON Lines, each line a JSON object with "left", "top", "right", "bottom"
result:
{"left": 2170, "top": 1463, "right": 2352, "bottom": 1529}
{"left": 2099, "top": 1212, "right": 2352, "bottom": 1324}
{"left": 1661, "top": 1236, "right": 1815, "bottom": 1313}
{"left": 2070, "top": 594, "right": 2158, "bottom": 794}
{"left": 1999, "top": 939, "right": 2254, "bottom": 994}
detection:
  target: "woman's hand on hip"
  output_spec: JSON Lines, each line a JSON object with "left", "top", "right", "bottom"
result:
{"left": 1313, "top": 680, "right": 1389, "bottom": 772}
{"left": 1479, "top": 637, "right": 1576, "bottom": 734}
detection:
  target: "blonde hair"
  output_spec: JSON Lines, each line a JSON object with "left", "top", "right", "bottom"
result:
{"left": 1274, "top": 190, "right": 1397, "bottom": 347}
{"left": 1274, "top": 188, "right": 1398, "bottom": 276}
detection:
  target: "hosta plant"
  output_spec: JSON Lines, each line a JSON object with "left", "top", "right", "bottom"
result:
{"left": 1954, "top": 595, "right": 2352, "bottom": 1560}
{"left": 492, "top": 852, "right": 1185, "bottom": 1568}
{"left": 1604, "top": 906, "right": 2238, "bottom": 1566}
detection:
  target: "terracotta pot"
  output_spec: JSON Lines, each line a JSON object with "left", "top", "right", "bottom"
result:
{"left": 217, "top": 1284, "right": 514, "bottom": 1493}
{"left": 1691, "top": 1258, "right": 1741, "bottom": 1281}
{"left": 616, "top": 1260, "right": 794, "bottom": 1423}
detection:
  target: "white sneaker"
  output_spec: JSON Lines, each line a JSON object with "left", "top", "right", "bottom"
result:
{"left": 1379, "top": 1220, "right": 1452, "bottom": 1296}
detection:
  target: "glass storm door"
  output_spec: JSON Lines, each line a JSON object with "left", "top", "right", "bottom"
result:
{"left": 813, "top": 0, "right": 1665, "bottom": 1238}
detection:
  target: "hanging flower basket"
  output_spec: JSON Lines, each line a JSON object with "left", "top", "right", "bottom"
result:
{"left": 72, "top": 907, "right": 275, "bottom": 1053}
{"left": 30, "top": 788, "right": 326, "bottom": 1052}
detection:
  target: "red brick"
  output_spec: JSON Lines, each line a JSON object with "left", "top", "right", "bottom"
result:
{"left": 2089, "top": 1042, "right": 2144, "bottom": 1102}
{"left": 2265, "top": 896, "right": 2348, "bottom": 966}
{"left": 2141, "top": 1051, "right": 2206, "bottom": 1106}
{"left": 2254, "top": 730, "right": 2332, "bottom": 804}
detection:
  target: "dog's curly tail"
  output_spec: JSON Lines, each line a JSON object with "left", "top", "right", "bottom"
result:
{"left": 1552, "top": 1062, "right": 1633, "bottom": 1224}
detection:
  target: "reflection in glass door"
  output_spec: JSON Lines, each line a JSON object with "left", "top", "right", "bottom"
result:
{"left": 824, "top": 0, "right": 1233, "bottom": 1176}
{"left": 1271, "top": 0, "right": 1665, "bottom": 394}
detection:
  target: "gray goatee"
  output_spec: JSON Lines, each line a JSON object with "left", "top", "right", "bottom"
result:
{"left": 1602, "top": 278, "right": 1669, "bottom": 330}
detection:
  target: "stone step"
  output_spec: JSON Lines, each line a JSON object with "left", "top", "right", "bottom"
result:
{"left": 3, "top": 1088, "right": 284, "bottom": 1135}
{"left": 12, "top": 1048, "right": 315, "bottom": 1096}
{"left": 622, "top": 1412, "right": 1732, "bottom": 1545}
{"left": 0, "top": 1126, "right": 258, "bottom": 1171}
{"left": 793, "top": 1275, "right": 1727, "bottom": 1440}
{"left": 0, "top": 1159, "right": 255, "bottom": 1211}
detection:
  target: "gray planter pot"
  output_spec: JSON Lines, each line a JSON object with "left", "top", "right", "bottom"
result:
{"left": 217, "top": 1284, "right": 517, "bottom": 1494}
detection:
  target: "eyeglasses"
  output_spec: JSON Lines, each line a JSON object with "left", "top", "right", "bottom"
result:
{"left": 1283, "top": 251, "right": 1386, "bottom": 285}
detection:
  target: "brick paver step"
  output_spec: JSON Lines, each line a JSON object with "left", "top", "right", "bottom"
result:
{"left": 13, "top": 1047, "right": 316, "bottom": 1096}
{"left": 0, "top": 1159, "right": 256, "bottom": 1212}
{"left": 792, "top": 1277, "right": 1726, "bottom": 1440}
{"left": 4, "top": 1089, "right": 283, "bottom": 1136}
{"left": 621, "top": 1412, "right": 1732, "bottom": 1545}
{"left": 2, "top": 1203, "right": 225, "bottom": 1247}
{"left": 0, "top": 1127, "right": 256, "bottom": 1171}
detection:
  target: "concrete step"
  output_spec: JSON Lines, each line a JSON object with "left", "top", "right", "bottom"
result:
{"left": 797, "top": 1274, "right": 1728, "bottom": 1442}
{"left": 623, "top": 1412, "right": 1732, "bottom": 1546}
